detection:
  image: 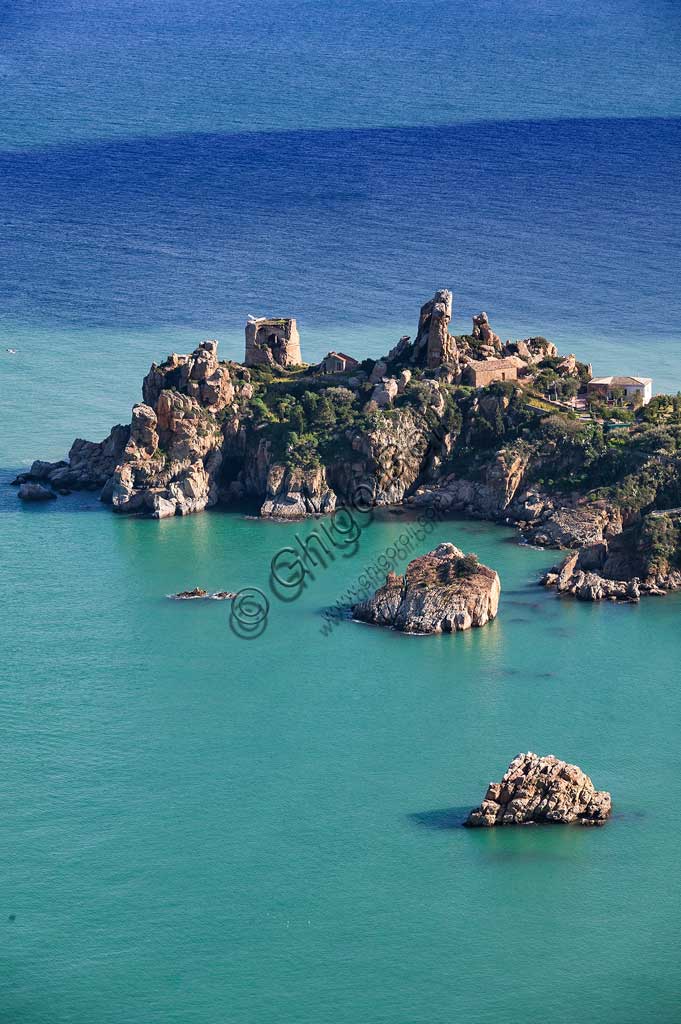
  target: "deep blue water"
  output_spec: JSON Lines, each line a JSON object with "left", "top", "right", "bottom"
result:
{"left": 2, "top": 117, "right": 681, "bottom": 341}
{"left": 2, "top": 3, "right": 681, "bottom": 1023}
{"left": 2, "top": 0, "right": 681, "bottom": 148}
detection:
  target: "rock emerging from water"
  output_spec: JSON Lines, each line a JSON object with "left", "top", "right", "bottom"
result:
{"left": 352, "top": 543, "right": 500, "bottom": 634}
{"left": 169, "top": 588, "right": 237, "bottom": 600}
{"left": 466, "top": 752, "right": 612, "bottom": 827}
{"left": 17, "top": 482, "right": 56, "bottom": 501}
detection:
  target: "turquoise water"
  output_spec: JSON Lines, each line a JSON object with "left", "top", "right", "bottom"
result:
{"left": 3, "top": 495, "right": 681, "bottom": 1023}
{"left": 2, "top": 2, "right": 681, "bottom": 1021}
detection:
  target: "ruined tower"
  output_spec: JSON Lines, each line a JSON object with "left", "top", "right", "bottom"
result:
{"left": 244, "top": 317, "right": 302, "bottom": 368}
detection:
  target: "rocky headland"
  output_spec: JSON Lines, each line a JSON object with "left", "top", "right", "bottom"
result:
{"left": 465, "top": 752, "right": 612, "bottom": 827}
{"left": 352, "top": 543, "right": 500, "bottom": 634}
{"left": 14, "top": 288, "right": 681, "bottom": 599}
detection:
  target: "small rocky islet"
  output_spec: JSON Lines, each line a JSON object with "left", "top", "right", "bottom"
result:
{"left": 13, "top": 287, "right": 681, "bottom": 601}
{"left": 465, "top": 752, "right": 612, "bottom": 827}
{"left": 352, "top": 543, "right": 500, "bottom": 634}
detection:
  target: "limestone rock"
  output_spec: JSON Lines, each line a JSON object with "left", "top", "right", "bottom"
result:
{"left": 541, "top": 540, "right": 681, "bottom": 603}
{"left": 558, "top": 353, "right": 578, "bottom": 375}
{"left": 26, "top": 460, "right": 68, "bottom": 481}
{"left": 352, "top": 543, "right": 500, "bottom": 634}
{"left": 129, "top": 403, "right": 159, "bottom": 455}
{"left": 466, "top": 752, "right": 611, "bottom": 827}
{"left": 386, "top": 335, "right": 412, "bottom": 363}
{"left": 504, "top": 337, "right": 558, "bottom": 363}
{"left": 110, "top": 345, "right": 230, "bottom": 518}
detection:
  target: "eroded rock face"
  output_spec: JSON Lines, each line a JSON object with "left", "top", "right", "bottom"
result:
{"left": 471, "top": 312, "right": 501, "bottom": 352}
{"left": 466, "top": 752, "right": 612, "bottom": 827}
{"left": 17, "top": 290, "right": 633, "bottom": 541}
{"left": 111, "top": 386, "right": 224, "bottom": 518}
{"left": 409, "top": 446, "right": 532, "bottom": 520}
{"left": 13, "top": 426, "right": 131, "bottom": 494}
{"left": 24, "top": 340, "right": 247, "bottom": 519}
{"left": 259, "top": 464, "right": 337, "bottom": 519}
{"left": 371, "top": 377, "right": 399, "bottom": 408}
{"left": 525, "top": 503, "right": 622, "bottom": 549}
{"left": 331, "top": 406, "right": 436, "bottom": 509}
{"left": 413, "top": 289, "right": 459, "bottom": 370}
{"left": 352, "top": 543, "right": 500, "bottom": 634}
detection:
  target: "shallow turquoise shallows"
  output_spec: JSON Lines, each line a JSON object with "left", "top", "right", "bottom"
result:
{"left": 2, "top": 0, "right": 681, "bottom": 1020}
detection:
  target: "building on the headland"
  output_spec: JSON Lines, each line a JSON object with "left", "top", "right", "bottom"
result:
{"left": 244, "top": 317, "right": 302, "bottom": 368}
{"left": 587, "top": 375, "right": 653, "bottom": 406}
{"left": 320, "top": 351, "right": 360, "bottom": 374}
{"left": 463, "top": 355, "right": 527, "bottom": 388}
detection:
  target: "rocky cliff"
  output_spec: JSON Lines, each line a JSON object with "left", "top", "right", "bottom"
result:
{"left": 466, "top": 752, "right": 612, "bottom": 827}
{"left": 352, "top": 543, "right": 500, "bottom": 634}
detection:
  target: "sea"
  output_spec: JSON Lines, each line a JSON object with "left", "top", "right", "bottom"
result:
{"left": 1, "top": 2, "right": 681, "bottom": 1022}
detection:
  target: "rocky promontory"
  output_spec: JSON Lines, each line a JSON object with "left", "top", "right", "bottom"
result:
{"left": 466, "top": 752, "right": 612, "bottom": 827}
{"left": 352, "top": 543, "right": 500, "bottom": 634}
{"left": 13, "top": 287, "right": 681, "bottom": 600}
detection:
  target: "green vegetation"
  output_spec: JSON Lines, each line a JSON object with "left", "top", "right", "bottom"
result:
{"left": 454, "top": 552, "right": 481, "bottom": 577}
{"left": 636, "top": 515, "right": 681, "bottom": 575}
{"left": 238, "top": 355, "right": 680, "bottom": 567}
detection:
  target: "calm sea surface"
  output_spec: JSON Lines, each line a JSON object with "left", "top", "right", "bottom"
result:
{"left": 1, "top": 3, "right": 681, "bottom": 1022}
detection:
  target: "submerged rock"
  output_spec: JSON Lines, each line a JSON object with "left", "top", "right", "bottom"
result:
{"left": 17, "top": 482, "right": 56, "bottom": 502}
{"left": 352, "top": 542, "right": 500, "bottom": 634}
{"left": 466, "top": 752, "right": 612, "bottom": 827}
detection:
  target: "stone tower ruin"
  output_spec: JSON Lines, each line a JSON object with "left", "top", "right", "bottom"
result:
{"left": 244, "top": 317, "right": 302, "bottom": 368}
